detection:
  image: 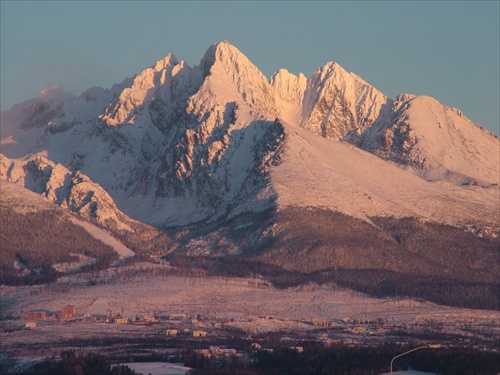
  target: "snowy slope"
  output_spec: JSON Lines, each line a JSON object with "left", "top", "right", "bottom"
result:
{"left": 355, "top": 94, "right": 500, "bottom": 186}
{"left": 270, "top": 121, "right": 498, "bottom": 229}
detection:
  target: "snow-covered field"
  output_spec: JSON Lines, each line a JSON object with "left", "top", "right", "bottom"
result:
{"left": 2, "top": 263, "right": 498, "bottom": 334}
{"left": 117, "top": 362, "right": 191, "bottom": 375}
{"left": 1, "top": 263, "right": 498, "bottom": 369}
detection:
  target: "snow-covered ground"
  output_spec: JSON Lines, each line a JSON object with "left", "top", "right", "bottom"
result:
{"left": 0, "top": 179, "right": 61, "bottom": 214}
{"left": 2, "top": 263, "right": 498, "bottom": 333}
{"left": 115, "top": 362, "right": 191, "bottom": 375}
{"left": 1, "top": 264, "right": 498, "bottom": 367}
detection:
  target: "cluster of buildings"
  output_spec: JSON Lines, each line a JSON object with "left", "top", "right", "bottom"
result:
{"left": 25, "top": 305, "right": 77, "bottom": 327}
{"left": 23, "top": 305, "right": 391, "bottom": 348}
{"left": 23, "top": 306, "right": 214, "bottom": 337}
{"left": 166, "top": 328, "right": 208, "bottom": 337}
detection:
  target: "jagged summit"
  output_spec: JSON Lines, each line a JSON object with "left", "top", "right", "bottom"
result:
{"left": 153, "top": 52, "right": 179, "bottom": 71}
{"left": 99, "top": 50, "right": 200, "bottom": 127}
{"left": 199, "top": 41, "right": 267, "bottom": 80}
{"left": 196, "top": 40, "right": 277, "bottom": 117}
{"left": 297, "top": 60, "right": 390, "bottom": 140}
{"left": 199, "top": 40, "right": 249, "bottom": 76}
{"left": 270, "top": 69, "right": 307, "bottom": 106}
{"left": 199, "top": 40, "right": 230, "bottom": 76}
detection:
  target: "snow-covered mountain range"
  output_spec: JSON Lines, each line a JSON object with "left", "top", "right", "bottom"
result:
{"left": 1, "top": 41, "right": 498, "bottom": 272}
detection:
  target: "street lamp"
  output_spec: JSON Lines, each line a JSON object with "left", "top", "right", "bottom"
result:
{"left": 390, "top": 343, "right": 441, "bottom": 375}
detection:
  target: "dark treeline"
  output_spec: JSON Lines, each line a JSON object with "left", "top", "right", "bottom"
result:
{"left": 0, "top": 208, "right": 118, "bottom": 285}
{"left": 100, "top": 216, "right": 175, "bottom": 257}
{"left": 185, "top": 343, "right": 500, "bottom": 375}
{"left": 167, "top": 253, "right": 500, "bottom": 310}
{"left": 236, "top": 206, "right": 499, "bottom": 310}
{"left": 328, "top": 269, "right": 500, "bottom": 311}
{"left": 7, "top": 344, "right": 500, "bottom": 375}
{"left": 256, "top": 207, "right": 498, "bottom": 283}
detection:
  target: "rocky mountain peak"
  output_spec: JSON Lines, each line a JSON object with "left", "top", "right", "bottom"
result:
{"left": 99, "top": 51, "right": 198, "bottom": 127}
{"left": 196, "top": 41, "right": 277, "bottom": 117}
{"left": 270, "top": 69, "right": 307, "bottom": 106}
{"left": 299, "top": 61, "right": 390, "bottom": 140}
{"left": 153, "top": 53, "right": 179, "bottom": 71}
{"left": 199, "top": 41, "right": 247, "bottom": 76}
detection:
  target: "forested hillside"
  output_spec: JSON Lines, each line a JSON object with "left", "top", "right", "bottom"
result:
{"left": 0, "top": 208, "right": 118, "bottom": 285}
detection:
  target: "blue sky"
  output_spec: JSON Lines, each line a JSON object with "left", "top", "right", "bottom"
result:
{"left": 1, "top": 1, "right": 498, "bottom": 134}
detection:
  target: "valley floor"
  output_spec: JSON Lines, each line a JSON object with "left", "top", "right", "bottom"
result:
{"left": 1, "top": 262, "right": 499, "bottom": 365}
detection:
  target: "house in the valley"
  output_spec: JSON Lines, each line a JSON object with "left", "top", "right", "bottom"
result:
{"left": 192, "top": 330, "right": 208, "bottom": 337}
{"left": 27, "top": 310, "right": 46, "bottom": 320}
{"left": 62, "top": 305, "right": 77, "bottom": 319}
{"left": 166, "top": 329, "right": 179, "bottom": 336}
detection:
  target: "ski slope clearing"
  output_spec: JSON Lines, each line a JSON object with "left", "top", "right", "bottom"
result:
{"left": 68, "top": 217, "right": 134, "bottom": 259}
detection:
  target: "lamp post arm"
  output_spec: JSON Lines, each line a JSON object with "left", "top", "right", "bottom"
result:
{"left": 390, "top": 345, "right": 432, "bottom": 375}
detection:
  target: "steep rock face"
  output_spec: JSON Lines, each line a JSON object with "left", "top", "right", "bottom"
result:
{"left": 1, "top": 153, "right": 134, "bottom": 231}
{"left": 148, "top": 42, "right": 284, "bottom": 224}
{"left": 199, "top": 41, "right": 277, "bottom": 117}
{"left": 271, "top": 69, "right": 307, "bottom": 106}
{"left": 356, "top": 94, "right": 500, "bottom": 186}
{"left": 299, "top": 63, "right": 391, "bottom": 140}
{"left": 100, "top": 53, "right": 203, "bottom": 130}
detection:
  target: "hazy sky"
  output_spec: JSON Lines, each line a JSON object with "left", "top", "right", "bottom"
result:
{"left": 1, "top": 1, "right": 499, "bottom": 134}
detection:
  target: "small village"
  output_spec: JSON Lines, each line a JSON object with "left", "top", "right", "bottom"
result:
{"left": 2, "top": 269, "right": 498, "bottom": 372}
{"left": 4, "top": 301, "right": 493, "bottom": 375}
{"left": 19, "top": 303, "right": 498, "bottom": 356}
{"left": 23, "top": 303, "right": 384, "bottom": 338}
